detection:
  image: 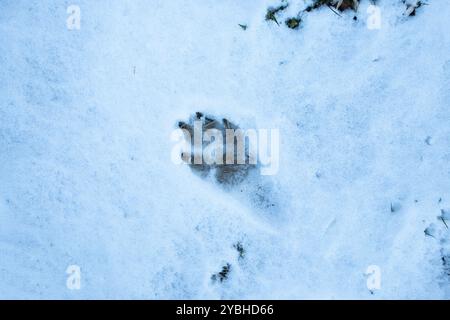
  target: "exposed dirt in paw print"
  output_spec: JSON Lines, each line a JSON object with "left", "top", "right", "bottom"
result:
{"left": 176, "top": 112, "right": 284, "bottom": 218}
{"left": 177, "top": 112, "right": 257, "bottom": 186}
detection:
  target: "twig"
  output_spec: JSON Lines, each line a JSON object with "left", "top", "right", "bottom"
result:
{"left": 327, "top": 4, "right": 342, "bottom": 17}
{"left": 441, "top": 216, "right": 449, "bottom": 229}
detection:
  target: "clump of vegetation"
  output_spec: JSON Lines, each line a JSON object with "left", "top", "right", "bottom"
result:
{"left": 266, "top": 0, "right": 360, "bottom": 30}
{"left": 335, "top": 0, "right": 359, "bottom": 11}
{"left": 285, "top": 17, "right": 301, "bottom": 29}
{"left": 211, "top": 263, "right": 231, "bottom": 283}
{"left": 305, "top": 0, "right": 359, "bottom": 13}
{"left": 403, "top": 1, "right": 427, "bottom": 17}
{"left": 265, "top": 0, "right": 424, "bottom": 31}
{"left": 233, "top": 242, "right": 246, "bottom": 259}
{"left": 265, "top": 3, "right": 289, "bottom": 25}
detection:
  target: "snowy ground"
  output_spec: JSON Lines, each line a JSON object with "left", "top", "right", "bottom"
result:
{"left": 1, "top": 0, "right": 450, "bottom": 299}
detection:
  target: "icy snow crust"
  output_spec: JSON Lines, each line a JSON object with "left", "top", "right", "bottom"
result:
{"left": 1, "top": 0, "right": 450, "bottom": 299}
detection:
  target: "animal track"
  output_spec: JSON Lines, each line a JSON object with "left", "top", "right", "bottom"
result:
{"left": 176, "top": 113, "right": 282, "bottom": 215}
{"left": 211, "top": 263, "right": 231, "bottom": 283}
{"left": 424, "top": 207, "right": 450, "bottom": 287}
{"left": 177, "top": 112, "right": 257, "bottom": 186}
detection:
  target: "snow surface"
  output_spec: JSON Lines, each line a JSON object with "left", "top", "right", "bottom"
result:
{"left": 1, "top": 0, "right": 450, "bottom": 299}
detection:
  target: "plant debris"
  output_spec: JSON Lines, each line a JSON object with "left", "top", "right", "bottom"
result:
{"left": 266, "top": 0, "right": 360, "bottom": 31}
{"left": 424, "top": 225, "right": 436, "bottom": 238}
{"left": 285, "top": 17, "right": 301, "bottom": 29}
{"left": 439, "top": 209, "right": 450, "bottom": 229}
{"left": 238, "top": 24, "right": 248, "bottom": 30}
{"left": 403, "top": 1, "right": 427, "bottom": 17}
{"left": 265, "top": 3, "right": 289, "bottom": 25}
{"left": 305, "top": 0, "right": 359, "bottom": 12}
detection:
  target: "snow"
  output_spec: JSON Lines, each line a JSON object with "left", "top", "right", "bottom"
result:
{"left": 1, "top": 0, "right": 450, "bottom": 299}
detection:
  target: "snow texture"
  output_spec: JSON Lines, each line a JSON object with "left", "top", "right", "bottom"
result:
{"left": 0, "top": 0, "right": 450, "bottom": 299}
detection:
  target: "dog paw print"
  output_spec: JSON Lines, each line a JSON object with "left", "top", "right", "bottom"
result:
{"left": 177, "top": 112, "right": 257, "bottom": 186}
{"left": 175, "top": 112, "right": 281, "bottom": 215}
